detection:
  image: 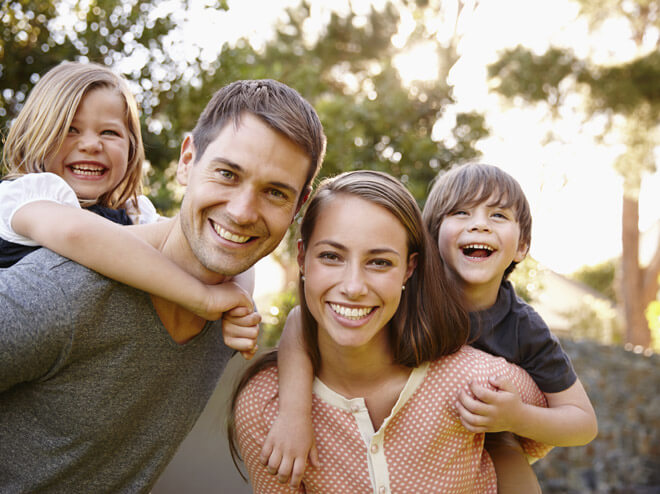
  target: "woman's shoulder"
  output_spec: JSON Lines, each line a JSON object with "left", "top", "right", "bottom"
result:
{"left": 235, "top": 362, "right": 279, "bottom": 408}
{"left": 428, "top": 345, "right": 514, "bottom": 378}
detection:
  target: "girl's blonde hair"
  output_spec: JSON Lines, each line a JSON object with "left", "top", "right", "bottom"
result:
{"left": 2, "top": 61, "right": 145, "bottom": 209}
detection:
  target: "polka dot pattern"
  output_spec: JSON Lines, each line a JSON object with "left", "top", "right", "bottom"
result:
{"left": 235, "top": 346, "right": 551, "bottom": 493}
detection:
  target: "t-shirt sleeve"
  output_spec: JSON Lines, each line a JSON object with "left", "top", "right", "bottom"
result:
{"left": 517, "top": 309, "right": 577, "bottom": 393}
{"left": 0, "top": 173, "right": 80, "bottom": 246}
{"left": 234, "top": 367, "right": 306, "bottom": 493}
{"left": 123, "top": 195, "right": 163, "bottom": 225}
{"left": 0, "top": 254, "right": 74, "bottom": 391}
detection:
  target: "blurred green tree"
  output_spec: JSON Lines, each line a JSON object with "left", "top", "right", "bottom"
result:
{"left": 487, "top": 0, "right": 660, "bottom": 348}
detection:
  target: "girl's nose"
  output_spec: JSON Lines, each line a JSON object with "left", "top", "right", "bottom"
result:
{"left": 78, "top": 133, "right": 102, "bottom": 153}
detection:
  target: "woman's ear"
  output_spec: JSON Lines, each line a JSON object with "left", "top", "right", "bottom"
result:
{"left": 405, "top": 252, "right": 418, "bottom": 283}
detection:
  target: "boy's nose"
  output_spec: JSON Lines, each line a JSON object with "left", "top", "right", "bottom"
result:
{"left": 468, "top": 216, "right": 491, "bottom": 232}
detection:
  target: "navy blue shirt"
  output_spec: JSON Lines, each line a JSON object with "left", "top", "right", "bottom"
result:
{"left": 469, "top": 280, "right": 577, "bottom": 393}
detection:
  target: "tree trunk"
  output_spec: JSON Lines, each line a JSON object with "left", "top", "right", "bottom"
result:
{"left": 620, "top": 194, "right": 652, "bottom": 347}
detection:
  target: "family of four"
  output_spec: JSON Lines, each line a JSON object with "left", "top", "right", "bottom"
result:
{"left": 0, "top": 61, "right": 596, "bottom": 493}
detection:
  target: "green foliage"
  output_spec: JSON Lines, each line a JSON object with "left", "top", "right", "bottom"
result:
{"left": 509, "top": 256, "right": 545, "bottom": 303}
{"left": 259, "top": 286, "right": 298, "bottom": 349}
{"left": 645, "top": 298, "right": 660, "bottom": 352}
{"left": 570, "top": 259, "right": 618, "bottom": 302}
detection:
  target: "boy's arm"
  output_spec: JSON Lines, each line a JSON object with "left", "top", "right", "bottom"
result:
{"left": 259, "top": 306, "right": 318, "bottom": 487}
{"left": 222, "top": 267, "right": 261, "bottom": 359}
{"left": 457, "top": 375, "right": 598, "bottom": 447}
{"left": 12, "top": 201, "right": 253, "bottom": 320}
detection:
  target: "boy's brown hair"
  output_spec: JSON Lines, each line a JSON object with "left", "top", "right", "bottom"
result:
{"left": 423, "top": 163, "right": 532, "bottom": 278}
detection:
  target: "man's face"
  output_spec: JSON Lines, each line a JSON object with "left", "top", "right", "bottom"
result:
{"left": 177, "top": 113, "right": 311, "bottom": 278}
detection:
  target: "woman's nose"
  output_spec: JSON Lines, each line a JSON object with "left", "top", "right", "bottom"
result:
{"left": 341, "top": 266, "right": 368, "bottom": 300}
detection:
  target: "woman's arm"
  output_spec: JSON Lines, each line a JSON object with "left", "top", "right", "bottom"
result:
{"left": 12, "top": 201, "right": 253, "bottom": 320}
{"left": 259, "top": 306, "right": 318, "bottom": 487}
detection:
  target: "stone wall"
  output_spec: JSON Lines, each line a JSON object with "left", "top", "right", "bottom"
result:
{"left": 533, "top": 339, "right": 660, "bottom": 493}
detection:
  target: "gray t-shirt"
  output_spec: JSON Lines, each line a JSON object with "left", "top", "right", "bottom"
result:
{"left": 469, "top": 280, "right": 577, "bottom": 393}
{"left": 0, "top": 249, "right": 234, "bottom": 493}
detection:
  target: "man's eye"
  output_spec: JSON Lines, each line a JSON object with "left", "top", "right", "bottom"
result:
{"left": 219, "top": 169, "right": 236, "bottom": 180}
{"left": 268, "top": 189, "right": 286, "bottom": 200}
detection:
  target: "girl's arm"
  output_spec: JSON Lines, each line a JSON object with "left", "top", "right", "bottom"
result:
{"left": 457, "top": 375, "right": 598, "bottom": 447}
{"left": 11, "top": 201, "right": 253, "bottom": 320}
{"left": 259, "top": 306, "right": 318, "bottom": 488}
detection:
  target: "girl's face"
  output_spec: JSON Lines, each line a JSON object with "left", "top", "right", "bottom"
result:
{"left": 300, "top": 194, "right": 416, "bottom": 352}
{"left": 45, "top": 87, "right": 130, "bottom": 202}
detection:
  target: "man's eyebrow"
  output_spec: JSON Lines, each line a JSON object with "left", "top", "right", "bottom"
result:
{"left": 210, "top": 157, "right": 300, "bottom": 196}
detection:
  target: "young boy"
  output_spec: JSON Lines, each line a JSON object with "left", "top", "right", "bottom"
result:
{"left": 260, "top": 163, "right": 597, "bottom": 489}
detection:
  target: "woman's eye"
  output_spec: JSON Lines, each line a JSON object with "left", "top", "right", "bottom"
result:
{"left": 319, "top": 252, "right": 340, "bottom": 262}
{"left": 370, "top": 258, "right": 393, "bottom": 268}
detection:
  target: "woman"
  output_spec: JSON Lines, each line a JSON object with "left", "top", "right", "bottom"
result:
{"left": 229, "top": 170, "right": 551, "bottom": 493}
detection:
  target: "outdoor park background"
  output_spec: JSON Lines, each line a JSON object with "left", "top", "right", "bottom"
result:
{"left": 2, "top": 0, "right": 659, "bottom": 491}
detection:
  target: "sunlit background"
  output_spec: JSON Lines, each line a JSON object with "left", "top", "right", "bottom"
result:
{"left": 3, "top": 0, "right": 659, "bottom": 492}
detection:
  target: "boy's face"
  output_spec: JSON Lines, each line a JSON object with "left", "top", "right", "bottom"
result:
{"left": 437, "top": 194, "right": 527, "bottom": 298}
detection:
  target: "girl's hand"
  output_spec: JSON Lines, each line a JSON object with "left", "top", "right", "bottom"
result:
{"left": 222, "top": 305, "right": 261, "bottom": 359}
{"left": 259, "top": 412, "right": 319, "bottom": 487}
{"left": 455, "top": 376, "right": 525, "bottom": 434}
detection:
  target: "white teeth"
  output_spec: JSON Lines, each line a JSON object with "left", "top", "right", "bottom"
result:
{"left": 213, "top": 224, "right": 250, "bottom": 244}
{"left": 70, "top": 165, "right": 105, "bottom": 176}
{"left": 329, "top": 303, "right": 374, "bottom": 320}
{"left": 463, "top": 243, "right": 494, "bottom": 251}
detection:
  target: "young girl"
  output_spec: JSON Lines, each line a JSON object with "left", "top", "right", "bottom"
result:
{"left": 0, "top": 61, "right": 258, "bottom": 354}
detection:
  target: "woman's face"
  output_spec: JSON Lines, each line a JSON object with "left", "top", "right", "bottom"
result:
{"left": 300, "top": 194, "right": 416, "bottom": 352}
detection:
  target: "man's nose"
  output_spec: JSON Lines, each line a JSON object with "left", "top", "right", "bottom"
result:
{"left": 226, "top": 188, "right": 259, "bottom": 225}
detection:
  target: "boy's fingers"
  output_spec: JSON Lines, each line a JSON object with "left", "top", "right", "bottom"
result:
{"left": 469, "top": 382, "right": 497, "bottom": 403}
{"left": 276, "top": 457, "right": 294, "bottom": 483}
{"left": 259, "top": 441, "right": 274, "bottom": 465}
{"left": 309, "top": 444, "right": 320, "bottom": 468}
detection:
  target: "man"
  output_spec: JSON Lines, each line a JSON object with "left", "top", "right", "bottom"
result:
{"left": 0, "top": 79, "right": 326, "bottom": 492}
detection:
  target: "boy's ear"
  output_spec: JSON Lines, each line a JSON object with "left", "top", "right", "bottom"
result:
{"left": 176, "top": 135, "right": 196, "bottom": 186}
{"left": 514, "top": 241, "right": 529, "bottom": 263}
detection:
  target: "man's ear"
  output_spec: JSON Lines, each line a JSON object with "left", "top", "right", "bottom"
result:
{"left": 297, "top": 238, "right": 305, "bottom": 273}
{"left": 294, "top": 186, "right": 312, "bottom": 218}
{"left": 176, "top": 135, "right": 196, "bottom": 186}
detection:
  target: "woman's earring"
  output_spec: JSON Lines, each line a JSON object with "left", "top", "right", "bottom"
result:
{"left": 402, "top": 284, "right": 406, "bottom": 291}
{"left": 300, "top": 269, "right": 305, "bottom": 282}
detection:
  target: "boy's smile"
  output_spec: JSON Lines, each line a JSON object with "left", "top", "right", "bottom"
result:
{"left": 438, "top": 197, "right": 527, "bottom": 309}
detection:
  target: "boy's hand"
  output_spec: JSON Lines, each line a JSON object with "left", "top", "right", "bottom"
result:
{"left": 259, "top": 413, "right": 319, "bottom": 487}
{"left": 191, "top": 281, "right": 254, "bottom": 321}
{"left": 222, "top": 306, "right": 261, "bottom": 359}
{"left": 456, "top": 376, "right": 525, "bottom": 434}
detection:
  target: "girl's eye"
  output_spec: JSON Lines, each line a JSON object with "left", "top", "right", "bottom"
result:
{"left": 102, "top": 129, "right": 121, "bottom": 137}
{"left": 68, "top": 126, "right": 79, "bottom": 134}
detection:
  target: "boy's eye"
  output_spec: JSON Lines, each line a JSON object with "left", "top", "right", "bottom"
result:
{"left": 451, "top": 210, "right": 468, "bottom": 216}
